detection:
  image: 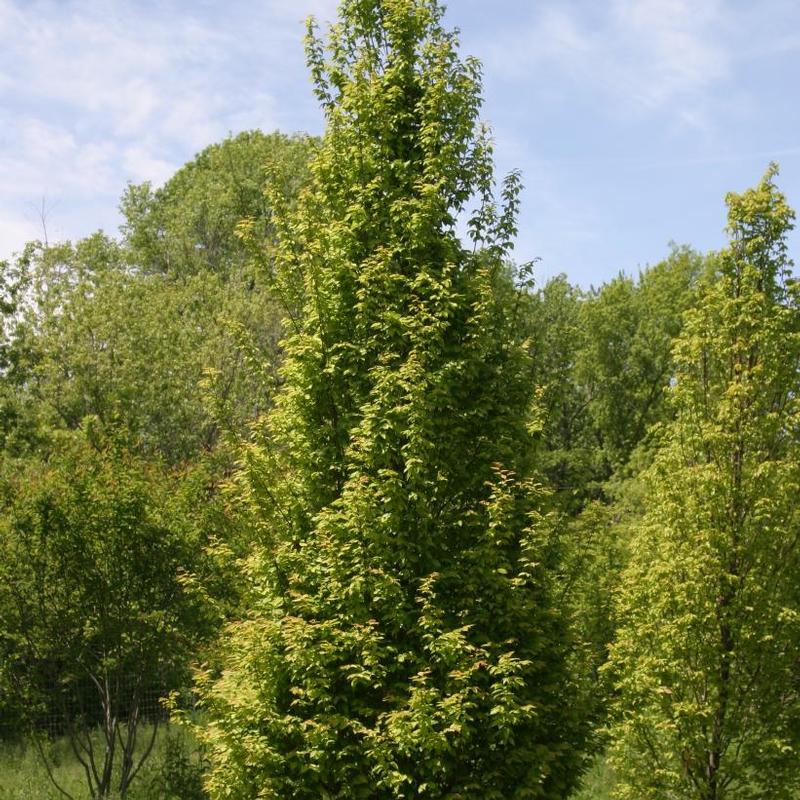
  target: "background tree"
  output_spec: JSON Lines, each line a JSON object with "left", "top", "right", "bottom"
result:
{"left": 0, "top": 132, "right": 314, "bottom": 792}
{"left": 525, "top": 275, "right": 597, "bottom": 511}
{"left": 120, "top": 130, "right": 313, "bottom": 278}
{"left": 18, "top": 236, "right": 281, "bottom": 464}
{"left": 196, "top": 1, "right": 586, "bottom": 797}
{"left": 522, "top": 251, "right": 703, "bottom": 760}
{"left": 525, "top": 248, "right": 701, "bottom": 512}
{"left": 607, "top": 166, "right": 800, "bottom": 799}
{"left": 577, "top": 245, "right": 702, "bottom": 478}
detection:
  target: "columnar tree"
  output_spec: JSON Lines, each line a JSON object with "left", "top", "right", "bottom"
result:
{"left": 607, "top": 166, "right": 800, "bottom": 799}
{"left": 197, "top": 1, "right": 584, "bottom": 797}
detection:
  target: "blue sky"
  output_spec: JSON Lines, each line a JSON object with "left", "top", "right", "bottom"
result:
{"left": 1, "top": 0, "right": 799, "bottom": 287}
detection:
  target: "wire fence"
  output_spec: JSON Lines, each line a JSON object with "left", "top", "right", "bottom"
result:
{"left": 0, "top": 674, "right": 209, "bottom": 800}
{"left": 0, "top": 673, "right": 176, "bottom": 741}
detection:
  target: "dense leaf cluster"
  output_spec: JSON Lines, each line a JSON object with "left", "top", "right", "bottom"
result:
{"left": 196, "top": 2, "right": 584, "bottom": 797}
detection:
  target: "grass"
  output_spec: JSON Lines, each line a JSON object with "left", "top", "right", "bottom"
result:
{"left": 1, "top": 731, "right": 614, "bottom": 800}
{"left": 0, "top": 724, "right": 206, "bottom": 800}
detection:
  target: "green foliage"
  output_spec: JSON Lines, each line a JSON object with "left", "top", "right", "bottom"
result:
{"left": 526, "top": 251, "right": 704, "bottom": 752}
{"left": 0, "top": 120, "right": 311, "bottom": 798}
{"left": 0, "top": 133, "right": 315, "bottom": 466}
{"left": 4, "top": 10, "right": 796, "bottom": 800}
{"left": 1, "top": 235, "right": 283, "bottom": 465}
{"left": 0, "top": 250, "right": 40, "bottom": 455}
{"left": 570, "top": 754, "right": 616, "bottom": 800}
{"left": 526, "top": 248, "right": 701, "bottom": 513}
{"left": 578, "top": 245, "right": 702, "bottom": 476}
{"left": 0, "top": 133, "right": 314, "bottom": 463}
{"left": 141, "top": 727, "right": 209, "bottom": 800}
{"left": 196, "top": 2, "right": 585, "bottom": 797}
{"left": 607, "top": 166, "right": 800, "bottom": 799}
{"left": 559, "top": 501, "right": 629, "bottom": 734}
{"left": 0, "top": 433, "right": 213, "bottom": 797}
{"left": 526, "top": 275, "right": 599, "bottom": 509}
{"left": 120, "top": 130, "right": 314, "bottom": 278}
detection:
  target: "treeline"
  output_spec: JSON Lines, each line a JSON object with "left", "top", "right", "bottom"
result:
{"left": 0, "top": 130, "right": 314, "bottom": 798}
{"left": 1, "top": 2, "right": 799, "bottom": 799}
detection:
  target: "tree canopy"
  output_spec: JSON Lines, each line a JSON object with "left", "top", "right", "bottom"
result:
{"left": 607, "top": 165, "right": 800, "bottom": 800}
{"left": 195, "top": 1, "right": 586, "bottom": 797}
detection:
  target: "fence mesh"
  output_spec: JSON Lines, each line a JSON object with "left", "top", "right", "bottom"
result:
{"left": 0, "top": 673, "right": 175, "bottom": 741}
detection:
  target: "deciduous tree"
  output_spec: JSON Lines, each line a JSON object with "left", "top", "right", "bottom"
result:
{"left": 197, "top": 2, "right": 585, "bottom": 797}
{"left": 0, "top": 433, "right": 212, "bottom": 799}
{"left": 607, "top": 166, "right": 800, "bottom": 799}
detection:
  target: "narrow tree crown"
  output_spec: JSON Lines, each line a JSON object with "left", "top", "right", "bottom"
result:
{"left": 608, "top": 167, "right": 800, "bottom": 800}
{"left": 198, "top": 2, "right": 583, "bottom": 798}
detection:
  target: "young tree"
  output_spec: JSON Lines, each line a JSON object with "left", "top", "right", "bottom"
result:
{"left": 0, "top": 433, "right": 213, "bottom": 799}
{"left": 607, "top": 166, "right": 800, "bottom": 799}
{"left": 197, "top": 1, "right": 585, "bottom": 797}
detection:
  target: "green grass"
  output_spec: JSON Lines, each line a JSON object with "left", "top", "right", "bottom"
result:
{"left": 2, "top": 729, "right": 614, "bottom": 800}
{"left": 3, "top": 731, "right": 612, "bottom": 800}
{"left": 0, "top": 724, "right": 206, "bottom": 800}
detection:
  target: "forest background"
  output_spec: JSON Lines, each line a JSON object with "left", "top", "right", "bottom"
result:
{"left": 1, "top": 2, "right": 799, "bottom": 800}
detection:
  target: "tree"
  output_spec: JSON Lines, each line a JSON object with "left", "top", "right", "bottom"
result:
{"left": 0, "top": 433, "right": 213, "bottom": 799}
{"left": 0, "top": 133, "right": 316, "bottom": 464}
{"left": 522, "top": 254, "right": 704, "bottom": 747}
{"left": 120, "top": 130, "right": 313, "bottom": 278}
{"left": 0, "top": 132, "right": 315, "bottom": 792}
{"left": 607, "top": 166, "right": 800, "bottom": 799}
{"left": 524, "top": 249, "right": 702, "bottom": 514}
{"left": 196, "top": 2, "right": 585, "bottom": 797}
{"left": 0, "top": 250, "right": 41, "bottom": 455}
{"left": 525, "top": 275, "right": 598, "bottom": 511}
{"left": 2, "top": 230, "right": 283, "bottom": 465}
{"left": 577, "top": 246, "right": 702, "bottom": 477}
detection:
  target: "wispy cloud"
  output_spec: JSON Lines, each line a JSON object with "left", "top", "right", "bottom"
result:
{"left": 610, "top": 0, "right": 729, "bottom": 109}
{"left": 0, "top": 0, "right": 337, "bottom": 255}
{"left": 484, "top": 0, "right": 731, "bottom": 130}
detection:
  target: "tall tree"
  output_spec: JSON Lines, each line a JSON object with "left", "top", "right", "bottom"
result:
{"left": 120, "top": 130, "right": 313, "bottom": 278}
{"left": 577, "top": 246, "right": 702, "bottom": 478}
{"left": 0, "top": 131, "right": 313, "bottom": 789}
{"left": 197, "top": 2, "right": 584, "bottom": 797}
{"left": 607, "top": 166, "right": 800, "bottom": 799}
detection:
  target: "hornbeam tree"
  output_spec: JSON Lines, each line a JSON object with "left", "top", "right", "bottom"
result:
{"left": 196, "top": 1, "right": 584, "bottom": 797}
{"left": 607, "top": 166, "right": 800, "bottom": 800}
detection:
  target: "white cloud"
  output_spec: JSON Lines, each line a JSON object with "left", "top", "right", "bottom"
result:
{"left": 484, "top": 0, "right": 731, "bottom": 129}
{"left": 0, "top": 0, "right": 338, "bottom": 258}
{"left": 0, "top": 116, "right": 118, "bottom": 199}
{"left": 0, "top": 213, "right": 39, "bottom": 256}
{"left": 610, "top": 0, "right": 728, "bottom": 108}
{"left": 122, "top": 145, "right": 175, "bottom": 186}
